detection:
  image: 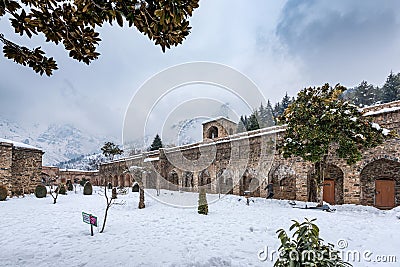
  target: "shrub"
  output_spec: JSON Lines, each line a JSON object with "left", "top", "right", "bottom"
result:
{"left": 66, "top": 180, "right": 73, "bottom": 191}
{"left": 112, "top": 188, "right": 117, "bottom": 199}
{"left": 132, "top": 183, "right": 139, "bottom": 192}
{"left": 198, "top": 188, "right": 208, "bottom": 215}
{"left": 34, "top": 184, "right": 47, "bottom": 198}
{"left": 83, "top": 182, "right": 93, "bottom": 195}
{"left": 79, "top": 179, "right": 88, "bottom": 186}
{"left": 58, "top": 184, "right": 67, "bottom": 195}
{"left": 274, "top": 219, "right": 352, "bottom": 267}
{"left": 0, "top": 185, "right": 8, "bottom": 201}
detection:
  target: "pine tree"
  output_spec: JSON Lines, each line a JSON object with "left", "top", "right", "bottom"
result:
{"left": 149, "top": 134, "right": 163, "bottom": 151}
{"left": 352, "top": 81, "right": 377, "bottom": 107}
{"left": 197, "top": 188, "right": 208, "bottom": 215}
{"left": 265, "top": 100, "right": 276, "bottom": 127}
{"left": 247, "top": 112, "right": 260, "bottom": 131}
{"left": 237, "top": 115, "right": 247, "bottom": 133}
{"left": 381, "top": 71, "right": 400, "bottom": 103}
{"left": 281, "top": 83, "right": 392, "bottom": 205}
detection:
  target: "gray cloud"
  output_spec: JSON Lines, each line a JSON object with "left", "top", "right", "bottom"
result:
{"left": 276, "top": 0, "right": 400, "bottom": 86}
{"left": 2, "top": 0, "right": 400, "bottom": 145}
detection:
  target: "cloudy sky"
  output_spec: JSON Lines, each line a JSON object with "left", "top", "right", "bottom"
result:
{"left": 1, "top": 0, "right": 400, "bottom": 143}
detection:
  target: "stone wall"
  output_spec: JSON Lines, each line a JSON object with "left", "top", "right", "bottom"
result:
{"left": 0, "top": 141, "right": 43, "bottom": 197}
{"left": 99, "top": 101, "right": 400, "bottom": 209}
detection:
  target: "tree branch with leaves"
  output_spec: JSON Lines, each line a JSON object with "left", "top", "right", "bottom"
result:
{"left": 0, "top": 0, "right": 199, "bottom": 76}
{"left": 280, "top": 83, "right": 394, "bottom": 205}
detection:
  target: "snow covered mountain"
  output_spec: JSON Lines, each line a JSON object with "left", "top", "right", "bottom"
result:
{"left": 0, "top": 118, "right": 115, "bottom": 166}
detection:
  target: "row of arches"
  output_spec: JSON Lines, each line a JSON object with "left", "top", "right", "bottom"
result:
{"left": 99, "top": 158, "right": 399, "bottom": 209}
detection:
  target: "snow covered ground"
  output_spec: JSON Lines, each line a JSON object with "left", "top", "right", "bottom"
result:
{"left": 0, "top": 188, "right": 399, "bottom": 267}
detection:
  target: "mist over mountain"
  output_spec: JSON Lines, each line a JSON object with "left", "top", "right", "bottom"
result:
{"left": 0, "top": 118, "right": 116, "bottom": 165}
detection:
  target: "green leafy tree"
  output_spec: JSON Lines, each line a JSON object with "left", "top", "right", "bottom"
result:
{"left": 281, "top": 83, "right": 391, "bottom": 205}
{"left": 274, "top": 219, "right": 352, "bottom": 267}
{"left": 101, "top": 142, "right": 123, "bottom": 161}
{"left": 0, "top": 0, "right": 199, "bottom": 76}
{"left": 381, "top": 71, "right": 400, "bottom": 103}
{"left": 149, "top": 134, "right": 163, "bottom": 151}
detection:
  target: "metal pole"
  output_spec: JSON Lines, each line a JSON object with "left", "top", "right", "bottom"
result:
{"left": 91, "top": 224, "right": 93, "bottom": 236}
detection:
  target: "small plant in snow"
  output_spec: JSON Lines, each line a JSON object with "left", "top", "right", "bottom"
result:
{"left": 274, "top": 218, "right": 352, "bottom": 267}
{"left": 198, "top": 188, "right": 208, "bottom": 215}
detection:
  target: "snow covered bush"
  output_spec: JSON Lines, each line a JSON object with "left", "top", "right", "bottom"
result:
{"left": 66, "top": 180, "right": 73, "bottom": 191}
{"left": 198, "top": 188, "right": 208, "bottom": 215}
{"left": 274, "top": 218, "right": 351, "bottom": 267}
{"left": 34, "top": 184, "right": 47, "bottom": 198}
{"left": 58, "top": 184, "right": 67, "bottom": 195}
{"left": 112, "top": 188, "right": 117, "bottom": 199}
{"left": 83, "top": 182, "right": 93, "bottom": 195}
{"left": 0, "top": 184, "right": 7, "bottom": 201}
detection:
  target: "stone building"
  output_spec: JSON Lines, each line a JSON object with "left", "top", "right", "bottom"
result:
{"left": 99, "top": 101, "right": 400, "bottom": 209}
{"left": 41, "top": 166, "right": 99, "bottom": 185}
{"left": 0, "top": 138, "right": 44, "bottom": 197}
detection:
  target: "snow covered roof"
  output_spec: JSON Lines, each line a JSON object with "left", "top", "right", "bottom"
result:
{"left": 0, "top": 138, "right": 42, "bottom": 151}
{"left": 201, "top": 117, "right": 237, "bottom": 125}
{"left": 363, "top": 106, "right": 400, "bottom": 116}
{"left": 144, "top": 157, "right": 159, "bottom": 162}
{"left": 59, "top": 169, "right": 98, "bottom": 173}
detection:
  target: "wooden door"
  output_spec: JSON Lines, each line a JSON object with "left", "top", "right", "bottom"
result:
{"left": 323, "top": 180, "right": 335, "bottom": 204}
{"left": 375, "top": 180, "right": 395, "bottom": 209}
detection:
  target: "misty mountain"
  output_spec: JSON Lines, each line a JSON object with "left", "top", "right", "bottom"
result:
{"left": 0, "top": 118, "right": 115, "bottom": 165}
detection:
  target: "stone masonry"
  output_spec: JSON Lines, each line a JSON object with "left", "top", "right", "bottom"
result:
{"left": 99, "top": 100, "right": 400, "bottom": 209}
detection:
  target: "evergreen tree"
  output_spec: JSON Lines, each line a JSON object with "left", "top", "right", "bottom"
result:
{"left": 237, "top": 115, "right": 247, "bottom": 133}
{"left": 381, "top": 71, "right": 400, "bottom": 103}
{"left": 281, "top": 93, "right": 292, "bottom": 113}
{"left": 352, "top": 81, "right": 377, "bottom": 107}
{"left": 265, "top": 100, "right": 276, "bottom": 127}
{"left": 247, "top": 112, "right": 260, "bottom": 131}
{"left": 258, "top": 101, "right": 275, "bottom": 128}
{"left": 101, "top": 142, "right": 123, "bottom": 161}
{"left": 197, "top": 188, "right": 208, "bottom": 215}
{"left": 149, "top": 134, "right": 163, "bottom": 151}
{"left": 281, "top": 83, "right": 392, "bottom": 205}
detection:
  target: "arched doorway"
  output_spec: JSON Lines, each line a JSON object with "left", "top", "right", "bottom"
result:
{"left": 240, "top": 170, "right": 254, "bottom": 196}
{"left": 269, "top": 165, "right": 296, "bottom": 200}
{"left": 198, "top": 169, "right": 211, "bottom": 192}
{"left": 183, "top": 172, "right": 193, "bottom": 191}
{"left": 113, "top": 175, "right": 118, "bottom": 187}
{"left": 125, "top": 174, "right": 131, "bottom": 187}
{"left": 307, "top": 164, "right": 344, "bottom": 204}
{"left": 168, "top": 170, "right": 179, "bottom": 190}
{"left": 361, "top": 159, "right": 400, "bottom": 209}
{"left": 119, "top": 175, "right": 125, "bottom": 187}
{"left": 207, "top": 126, "right": 218, "bottom": 139}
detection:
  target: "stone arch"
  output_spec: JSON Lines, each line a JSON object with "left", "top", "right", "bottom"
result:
{"left": 360, "top": 158, "right": 400, "bottom": 209}
{"left": 125, "top": 173, "right": 132, "bottom": 187}
{"left": 323, "top": 164, "right": 344, "bottom": 205}
{"left": 306, "top": 163, "right": 344, "bottom": 204}
{"left": 198, "top": 169, "right": 211, "bottom": 191}
{"left": 217, "top": 168, "right": 234, "bottom": 194}
{"left": 183, "top": 172, "right": 194, "bottom": 190}
{"left": 239, "top": 169, "right": 254, "bottom": 196}
{"left": 145, "top": 170, "right": 157, "bottom": 189}
{"left": 207, "top": 126, "right": 218, "bottom": 139}
{"left": 113, "top": 175, "right": 118, "bottom": 187}
{"left": 269, "top": 164, "right": 297, "bottom": 200}
{"left": 119, "top": 174, "right": 125, "bottom": 187}
{"left": 249, "top": 177, "right": 260, "bottom": 197}
{"left": 168, "top": 169, "right": 179, "bottom": 190}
